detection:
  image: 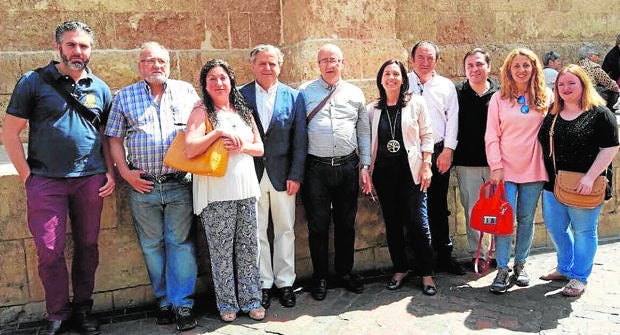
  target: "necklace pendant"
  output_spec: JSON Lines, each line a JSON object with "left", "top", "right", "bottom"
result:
{"left": 387, "top": 139, "right": 401, "bottom": 153}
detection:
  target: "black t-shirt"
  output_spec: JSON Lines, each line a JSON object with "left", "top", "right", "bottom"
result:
{"left": 375, "top": 105, "right": 407, "bottom": 167}
{"left": 538, "top": 105, "right": 619, "bottom": 192}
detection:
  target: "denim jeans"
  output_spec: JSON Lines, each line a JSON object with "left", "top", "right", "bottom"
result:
{"left": 494, "top": 181, "right": 544, "bottom": 270}
{"left": 25, "top": 174, "right": 106, "bottom": 320}
{"left": 129, "top": 179, "right": 196, "bottom": 309}
{"left": 301, "top": 154, "right": 359, "bottom": 280}
{"left": 542, "top": 190, "right": 602, "bottom": 283}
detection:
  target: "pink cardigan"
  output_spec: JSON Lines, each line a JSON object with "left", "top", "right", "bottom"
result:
{"left": 484, "top": 92, "right": 549, "bottom": 183}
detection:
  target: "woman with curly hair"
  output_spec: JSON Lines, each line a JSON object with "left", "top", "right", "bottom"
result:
{"left": 485, "top": 48, "right": 552, "bottom": 294}
{"left": 185, "top": 59, "right": 265, "bottom": 322}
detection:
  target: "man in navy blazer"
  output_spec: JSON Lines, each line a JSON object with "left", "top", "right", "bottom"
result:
{"left": 239, "top": 44, "right": 307, "bottom": 309}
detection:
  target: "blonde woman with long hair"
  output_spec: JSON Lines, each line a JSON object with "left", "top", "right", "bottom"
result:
{"left": 537, "top": 64, "right": 618, "bottom": 296}
{"left": 485, "top": 48, "right": 552, "bottom": 294}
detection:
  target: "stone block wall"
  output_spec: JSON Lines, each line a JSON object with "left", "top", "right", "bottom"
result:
{"left": 1, "top": 0, "right": 620, "bottom": 325}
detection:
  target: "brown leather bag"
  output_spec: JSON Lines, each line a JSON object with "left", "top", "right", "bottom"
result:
{"left": 554, "top": 170, "right": 606, "bottom": 209}
{"left": 163, "top": 116, "right": 228, "bottom": 176}
{"left": 549, "top": 113, "right": 606, "bottom": 208}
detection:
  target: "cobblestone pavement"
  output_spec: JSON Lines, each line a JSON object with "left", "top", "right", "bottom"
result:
{"left": 5, "top": 240, "right": 620, "bottom": 335}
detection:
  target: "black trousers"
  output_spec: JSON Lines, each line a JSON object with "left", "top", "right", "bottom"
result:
{"left": 301, "top": 154, "right": 359, "bottom": 280}
{"left": 372, "top": 159, "right": 434, "bottom": 276}
{"left": 427, "top": 142, "right": 454, "bottom": 259}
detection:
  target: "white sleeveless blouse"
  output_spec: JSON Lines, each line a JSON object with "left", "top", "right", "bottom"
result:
{"left": 193, "top": 110, "right": 260, "bottom": 214}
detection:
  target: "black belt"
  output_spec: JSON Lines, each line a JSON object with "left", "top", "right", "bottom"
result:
{"left": 140, "top": 172, "right": 187, "bottom": 183}
{"left": 308, "top": 152, "right": 357, "bottom": 166}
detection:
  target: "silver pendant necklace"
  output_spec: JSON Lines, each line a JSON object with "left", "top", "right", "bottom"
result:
{"left": 386, "top": 108, "right": 401, "bottom": 153}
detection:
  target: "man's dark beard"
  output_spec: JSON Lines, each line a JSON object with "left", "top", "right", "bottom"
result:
{"left": 61, "top": 53, "right": 89, "bottom": 71}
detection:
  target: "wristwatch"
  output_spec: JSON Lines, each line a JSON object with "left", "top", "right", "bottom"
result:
{"left": 361, "top": 164, "right": 370, "bottom": 170}
{"left": 423, "top": 159, "right": 432, "bottom": 165}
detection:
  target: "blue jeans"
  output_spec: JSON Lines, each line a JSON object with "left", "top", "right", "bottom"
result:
{"left": 494, "top": 181, "right": 544, "bottom": 270}
{"left": 129, "top": 179, "right": 197, "bottom": 308}
{"left": 542, "top": 190, "right": 602, "bottom": 283}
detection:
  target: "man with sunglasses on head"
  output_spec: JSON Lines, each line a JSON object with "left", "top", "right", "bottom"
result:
{"left": 298, "top": 43, "right": 371, "bottom": 301}
{"left": 407, "top": 41, "right": 464, "bottom": 275}
{"left": 2, "top": 21, "right": 114, "bottom": 335}
{"left": 105, "top": 41, "right": 199, "bottom": 332}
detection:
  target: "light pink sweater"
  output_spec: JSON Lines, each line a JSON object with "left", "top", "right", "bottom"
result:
{"left": 484, "top": 92, "right": 549, "bottom": 183}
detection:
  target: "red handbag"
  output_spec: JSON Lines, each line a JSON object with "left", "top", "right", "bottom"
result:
{"left": 471, "top": 182, "right": 514, "bottom": 235}
{"left": 470, "top": 182, "right": 514, "bottom": 273}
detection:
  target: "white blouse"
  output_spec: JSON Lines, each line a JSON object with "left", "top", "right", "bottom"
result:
{"left": 193, "top": 110, "right": 260, "bottom": 214}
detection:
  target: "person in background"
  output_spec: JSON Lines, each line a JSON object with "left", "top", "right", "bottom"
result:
{"left": 185, "top": 59, "right": 265, "bottom": 322}
{"left": 577, "top": 43, "right": 619, "bottom": 110}
{"left": 542, "top": 51, "right": 562, "bottom": 90}
{"left": 299, "top": 43, "right": 371, "bottom": 300}
{"left": 364, "top": 59, "right": 437, "bottom": 295}
{"left": 485, "top": 48, "right": 551, "bottom": 294}
{"left": 105, "top": 42, "right": 199, "bottom": 332}
{"left": 239, "top": 44, "right": 307, "bottom": 309}
{"left": 538, "top": 64, "right": 618, "bottom": 297}
{"left": 1, "top": 21, "right": 115, "bottom": 335}
{"left": 407, "top": 41, "right": 464, "bottom": 275}
{"left": 602, "top": 33, "right": 620, "bottom": 87}
{"left": 453, "top": 48, "right": 500, "bottom": 271}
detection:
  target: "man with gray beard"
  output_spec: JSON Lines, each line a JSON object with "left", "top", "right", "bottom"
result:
{"left": 105, "top": 42, "right": 199, "bottom": 331}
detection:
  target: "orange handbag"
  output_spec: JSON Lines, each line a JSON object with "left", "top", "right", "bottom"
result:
{"left": 163, "top": 117, "right": 228, "bottom": 176}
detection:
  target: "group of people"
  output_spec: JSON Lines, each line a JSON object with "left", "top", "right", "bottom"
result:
{"left": 2, "top": 20, "right": 618, "bottom": 335}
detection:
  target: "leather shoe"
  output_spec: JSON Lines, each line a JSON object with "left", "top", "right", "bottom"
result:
{"left": 175, "top": 307, "right": 197, "bottom": 331}
{"left": 436, "top": 259, "right": 466, "bottom": 275}
{"left": 337, "top": 273, "right": 364, "bottom": 293}
{"left": 73, "top": 301, "right": 100, "bottom": 335}
{"left": 46, "top": 320, "right": 68, "bottom": 335}
{"left": 261, "top": 288, "right": 272, "bottom": 309}
{"left": 387, "top": 272, "right": 409, "bottom": 290}
{"left": 311, "top": 279, "right": 327, "bottom": 301}
{"left": 279, "top": 286, "right": 296, "bottom": 307}
{"left": 156, "top": 305, "right": 175, "bottom": 325}
{"left": 422, "top": 283, "right": 438, "bottom": 296}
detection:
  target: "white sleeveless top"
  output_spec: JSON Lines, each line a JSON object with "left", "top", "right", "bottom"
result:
{"left": 193, "top": 110, "right": 260, "bottom": 214}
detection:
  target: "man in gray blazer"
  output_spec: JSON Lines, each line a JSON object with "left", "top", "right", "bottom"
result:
{"left": 240, "top": 44, "right": 307, "bottom": 309}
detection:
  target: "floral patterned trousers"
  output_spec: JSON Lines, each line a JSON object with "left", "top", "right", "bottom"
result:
{"left": 200, "top": 197, "right": 262, "bottom": 313}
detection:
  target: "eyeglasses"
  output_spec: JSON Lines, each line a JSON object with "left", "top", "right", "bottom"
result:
{"left": 318, "top": 58, "right": 341, "bottom": 66}
{"left": 140, "top": 58, "right": 169, "bottom": 66}
{"left": 517, "top": 95, "right": 529, "bottom": 114}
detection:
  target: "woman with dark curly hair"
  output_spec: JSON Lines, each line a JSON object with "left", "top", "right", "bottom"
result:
{"left": 185, "top": 59, "right": 265, "bottom": 322}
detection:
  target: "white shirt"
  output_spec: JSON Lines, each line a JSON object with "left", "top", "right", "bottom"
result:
{"left": 255, "top": 81, "right": 277, "bottom": 131}
{"left": 407, "top": 71, "right": 459, "bottom": 149}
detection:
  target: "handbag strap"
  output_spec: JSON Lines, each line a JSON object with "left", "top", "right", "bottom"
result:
{"left": 548, "top": 112, "right": 560, "bottom": 174}
{"left": 35, "top": 67, "right": 101, "bottom": 127}
{"left": 306, "top": 84, "right": 343, "bottom": 124}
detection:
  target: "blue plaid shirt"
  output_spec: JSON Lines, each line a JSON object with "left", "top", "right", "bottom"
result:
{"left": 105, "top": 79, "right": 200, "bottom": 176}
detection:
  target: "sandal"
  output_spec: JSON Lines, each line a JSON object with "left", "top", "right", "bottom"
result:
{"left": 248, "top": 306, "right": 265, "bottom": 321}
{"left": 539, "top": 269, "right": 568, "bottom": 281}
{"left": 562, "top": 279, "right": 586, "bottom": 297}
{"left": 220, "top": 310, "right": 237, "bottom": 322}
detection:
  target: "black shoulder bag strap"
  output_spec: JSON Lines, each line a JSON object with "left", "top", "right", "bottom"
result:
{"left": 34, "top": 67, "right": 101, "bottom": 127}
{"left": 306, "top": 84, "right": 343, "bottom": 125}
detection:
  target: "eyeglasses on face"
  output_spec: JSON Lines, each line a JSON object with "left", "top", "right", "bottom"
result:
{"left": 140, "top": 58, "right": 169, "bottom": 66}
{"left": 517, "top": 95, "right": 530, "bottom": 114}
{"left": 318, "top": 58, "right": 342, "bottom": 65}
